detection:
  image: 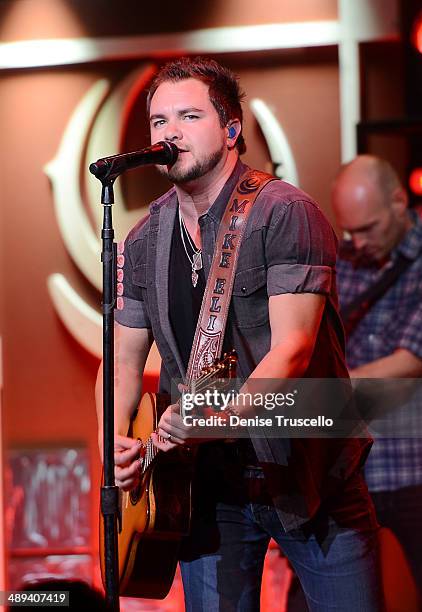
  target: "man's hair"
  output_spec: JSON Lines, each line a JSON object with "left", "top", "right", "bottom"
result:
{"left": 147, "top": 56, "right": 246, "bottom": 154}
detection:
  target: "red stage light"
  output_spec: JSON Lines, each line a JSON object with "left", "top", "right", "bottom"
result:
{"left": 412, "top": 11, "right": 422, "bottom": 52}
{"left": 409, "top": 168, "right": 422, "bottom": 195}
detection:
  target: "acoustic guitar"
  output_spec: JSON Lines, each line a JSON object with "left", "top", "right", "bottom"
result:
{"left": 100, "top": 350, "right": 237, "bottom": 599}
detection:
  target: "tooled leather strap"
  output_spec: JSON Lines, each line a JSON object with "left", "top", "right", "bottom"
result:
{"left": 185, "top": 169, "right": 275, "bottom": 383}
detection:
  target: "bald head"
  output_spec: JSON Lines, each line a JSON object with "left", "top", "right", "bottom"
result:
{"left": 332, "top": 155, "right": 410, "bottom": 263}
{"left": 334, "top": 155, "right": 402, "bottom": 206}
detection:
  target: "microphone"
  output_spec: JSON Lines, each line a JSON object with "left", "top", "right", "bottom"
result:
{"left": 89, "top": 141, "right": 179, "bottom": 180}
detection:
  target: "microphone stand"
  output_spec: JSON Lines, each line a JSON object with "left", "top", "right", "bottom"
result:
{"left": 97, "top": 174, "right": 120, "bottom": 612}
{"left": 89, "top": 143, "right": 177, "bottom": 611}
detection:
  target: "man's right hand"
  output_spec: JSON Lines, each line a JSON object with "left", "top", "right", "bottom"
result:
{"left": 114, "top": 434, "right": 142, "bottom": 491}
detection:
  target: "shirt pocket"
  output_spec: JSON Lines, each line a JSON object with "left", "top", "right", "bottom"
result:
{"left": 231, "top": 265, "right": 269, "bottom": 328}
{"left": 132, "top": 263, "right": 148, "bottom": 288}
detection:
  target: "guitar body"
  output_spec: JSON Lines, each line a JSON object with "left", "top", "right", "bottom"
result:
{"left": 100, "top": 392, "right": 193, "bottom": 599}
{"left": 99, "top": 350, "right": 237, "bottom": 599}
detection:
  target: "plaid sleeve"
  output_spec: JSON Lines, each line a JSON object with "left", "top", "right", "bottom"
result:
{"left": 266, "top": 199, "right": 336, "bottom": 296}
{"left": 397, "top": 305, "right": 422, "bottom": 361}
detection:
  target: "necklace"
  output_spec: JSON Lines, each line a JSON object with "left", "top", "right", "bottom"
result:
{"left": 178, "top": 207, "right": 203, "bottom": 287}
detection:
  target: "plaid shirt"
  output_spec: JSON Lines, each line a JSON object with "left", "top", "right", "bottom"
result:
{"left": 337, "top": 213, "right": 422, "bottom": 491}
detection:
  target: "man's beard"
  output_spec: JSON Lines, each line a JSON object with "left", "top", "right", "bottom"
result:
{"left": 157, "top": 145, "right": 224, "bottom": 185}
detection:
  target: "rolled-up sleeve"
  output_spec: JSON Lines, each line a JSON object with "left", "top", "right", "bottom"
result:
{"left": 267, "top": 263, "right": 333, "bottom": 295}
{"left": 265, "top": 199, "right": 337, "bottom": 297}
{"left": 115, "top": 238, "right": 152, "bottom": 329}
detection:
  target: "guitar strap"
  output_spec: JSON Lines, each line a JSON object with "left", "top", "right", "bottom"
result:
{"left": 185, "top": 169, "right": 275, "bottom": 383}
{"left": 340, "top": 253, "right": 412, "bottom": 338}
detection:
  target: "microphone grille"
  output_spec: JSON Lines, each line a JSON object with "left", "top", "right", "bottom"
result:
{"left": 163, "top": 141, "right": 179, "bottom": 165}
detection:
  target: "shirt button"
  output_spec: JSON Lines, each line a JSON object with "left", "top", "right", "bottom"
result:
{"left": 241, "top": 286, "right": 247, "bottom": 293}
{"left": 368, "top": 334, "right": 375, "bottom": 342}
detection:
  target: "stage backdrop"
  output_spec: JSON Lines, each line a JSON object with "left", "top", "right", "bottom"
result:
{"left": 0, "top": 0, "right": 403, "bottom": 605}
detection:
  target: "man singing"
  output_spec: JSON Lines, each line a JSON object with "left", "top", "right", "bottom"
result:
{"left": 96, "top": 57, "right": 382, "bottom": 611}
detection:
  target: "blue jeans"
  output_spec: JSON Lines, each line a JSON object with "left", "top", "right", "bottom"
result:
{"left": 179, "top": 470, "right": 383, "bottom": 611}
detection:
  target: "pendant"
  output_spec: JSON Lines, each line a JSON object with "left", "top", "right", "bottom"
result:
{"left": 192, "top": 251, "right": 203, "bottom": 271}
{"left": 191, "top": 269, "right": 199, "bottom": 287}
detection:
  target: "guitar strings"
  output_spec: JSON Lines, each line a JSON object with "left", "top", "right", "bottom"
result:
{"left": 138, "top": 356, "right": 235, "bottom": 472}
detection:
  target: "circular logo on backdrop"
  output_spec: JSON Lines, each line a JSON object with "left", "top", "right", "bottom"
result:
{"left": 45, "top": 65, "right": 297, "bottom": 358}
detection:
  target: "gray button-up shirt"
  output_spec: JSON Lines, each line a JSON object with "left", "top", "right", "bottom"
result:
{"left": 116, "top": 160, "right": 372, "bottom": 530}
